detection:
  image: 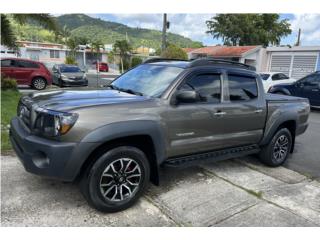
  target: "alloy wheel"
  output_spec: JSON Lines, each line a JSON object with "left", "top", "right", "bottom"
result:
{"left": 33, "top": 78, "right": 46, "bottom": 90}
{"left": 273, "top": 134, "right": 289, "bottom": 162}
{"left": 99, "top": 158, "right": 142, "bottom": 202}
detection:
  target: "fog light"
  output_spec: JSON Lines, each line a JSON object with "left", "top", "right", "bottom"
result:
{"left": 32, "top": 151, "right": 49, "bottom": 168}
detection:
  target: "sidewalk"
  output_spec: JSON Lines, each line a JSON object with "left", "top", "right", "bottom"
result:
{"left": 1, "top": 154, "right": 319, "bottom": 226}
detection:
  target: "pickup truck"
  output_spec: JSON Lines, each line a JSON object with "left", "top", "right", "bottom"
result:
{"left": 10, "top": 58, "right": 310, "bottom": 212}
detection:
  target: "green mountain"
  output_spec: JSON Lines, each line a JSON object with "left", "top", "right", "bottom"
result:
{"left": 56, "top": 14, "right": 203, "bottom": 49}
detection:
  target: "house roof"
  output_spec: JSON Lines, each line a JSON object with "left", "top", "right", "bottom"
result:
{"left": 182, "top": 48, "right": 197, "bottom": 53}
{"left": 190, "top": 45, "right": 260, "bottom": 57}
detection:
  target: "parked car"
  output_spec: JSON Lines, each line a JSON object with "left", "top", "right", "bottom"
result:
{"left": 268, "top": 71, "right": 320, "bottom": 108}
{"left": 43, "top": 62, "right": 57, "bottom": 74}
{"left": 10, "top": 58, "right": 310, "bottom": 213}
{"left": 52, "top": 64, "right": 88, "bottom": 87}
{"left": 259, "top": 72, "right": 296, "bottom": 92}
{"left": 1, "top": 58, "right": 52, "bottom": 90}
{"left": 94, "top": 61, "right": 109, "bottom": 72}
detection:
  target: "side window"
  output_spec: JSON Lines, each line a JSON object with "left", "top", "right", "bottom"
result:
{"left": 1, "top": 59, "right": 12, "bottom": 67}
{"left": 279, "top": 73, "right": 289, "bottom": 79}
{"left": 272, "top": 73, "right": 289, "bottom": 81}
{"left": 302, "top": 74, "right": 320, "bottom": 86}
{"left": 272, "top": 73, "right": 281, "bottom": 81}
{"left": 179, "top": 73, "right": 221, "bottom": 103}
{"left": 16, "top": 60, "right": 39, "bottom": 68}
{"left": 228, "top": 74, "right": 258, "bottom": 101}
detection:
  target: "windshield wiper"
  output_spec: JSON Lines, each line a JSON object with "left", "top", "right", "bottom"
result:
{"left": 108, "top": 85, "right": 143, "bottom": 96}
{"left": 120, "top": 88, "right": 144, "bottom": 96}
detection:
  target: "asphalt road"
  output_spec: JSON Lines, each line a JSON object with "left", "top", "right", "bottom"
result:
{"left": 86, "top": 73, "right": 118, "bottom": 87}
{"left": 284, "top": 110, "right": 320, "bottom": 181}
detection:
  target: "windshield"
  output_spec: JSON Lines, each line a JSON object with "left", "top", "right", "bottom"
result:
{"left": 110, "top": 64, "right": 184, "bottom": 97}
{"left": 60, "top": 66, "right": 81, "bottom": 73}
{"left": 260, "top": 74, "right": 270, "bottom": 80}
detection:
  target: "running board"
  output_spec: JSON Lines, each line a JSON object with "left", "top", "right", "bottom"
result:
{"left": 164, "top": 144, "right": 260, "bottom": 168}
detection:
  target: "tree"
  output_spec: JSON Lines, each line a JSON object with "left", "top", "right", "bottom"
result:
{"left": 206, "top": 14, "right": 292, "bottom": 47}
{"left": 90, "top": 40, "right": 105, "bottom": 70}
{"left": 57, "top": 25, "right": 71, "bottom": 45}
{"left": 66, "top": 36, "right": 88, "bottom": 63}
{"left": 161, "top": 44, "right": 188, "bottom": 60}
{"left": 1, "top": 14, "right": 58, "bottom": 48}
{"left": 113, "top": 40, "right": 132, "bottom": 73}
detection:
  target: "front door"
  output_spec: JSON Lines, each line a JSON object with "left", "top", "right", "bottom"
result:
{"left": 12, "top": 60, "right": 35, "bottom": 85}
{"left": 298, "top": 73, "right": 320, "bottom": 106}
{"left": 166, "top": 70, "right": 227, "bottom": 157}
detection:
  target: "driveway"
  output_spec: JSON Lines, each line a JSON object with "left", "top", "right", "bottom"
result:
{"left": 1, "top": 153, "right": 320, "bottom": 226}
{"left": 284, "top": 111, "right": 320, "bottom": 181}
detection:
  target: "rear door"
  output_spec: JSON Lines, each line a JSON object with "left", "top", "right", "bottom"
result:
{"left": 217, "top": 71, "right": 267, "bottom": 147}
{"left": 1, "top": 59, "right": 15, "bottom": 78}
{"left": 13, "top": 60, "right": 39, "bottom": 84}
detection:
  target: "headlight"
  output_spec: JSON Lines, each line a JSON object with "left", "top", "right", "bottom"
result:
{"left": 34, "top": 108, "right": 78, "bottom": 137}
{"left": 82, "top": 73, "right": 86, "bottom": 79}
{"left": 61, "top": 74, "right": 69, "bottom": 80}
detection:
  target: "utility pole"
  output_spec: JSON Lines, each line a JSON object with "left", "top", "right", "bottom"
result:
{"left": 161, "top": 13, "right": 167, "bottom": 54}
{"left": 296, "top": 28, "right": 301, "bottom": 46}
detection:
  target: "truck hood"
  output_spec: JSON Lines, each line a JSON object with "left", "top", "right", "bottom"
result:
{"left": 25, "top": 88, "right": 149, "bottom": 111}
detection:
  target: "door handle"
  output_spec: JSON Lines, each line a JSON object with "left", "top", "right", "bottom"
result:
{"left": 254, "top": 109, "right": 263, "bottom": 113}
{"left": 214, "top": 111, "right": 226, "bottom": 116}
{"left": 311, "top": 89, "right": 319, "bottom": 92}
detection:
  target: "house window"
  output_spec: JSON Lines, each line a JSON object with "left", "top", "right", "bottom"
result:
{"left": 50, "top": 50, "right": 60, "bottom": 59}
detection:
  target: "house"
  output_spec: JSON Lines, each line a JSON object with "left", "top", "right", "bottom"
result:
{"left": 0, "top": 41, "right": 109, "bottom": 70}
{"left": 17, "top": 40, "right": 67, "bottom": 63}
{"left": 262, "top": 46, "right": 320, "bottom": 79}
{"left": 133, "top": 46, "right": 156, "bottom": 56}
{"left": 1, "top": 45, "right": 18, "bottom": 57}
{"left": 185, "top": 45, "right": 265, "bottom": 71}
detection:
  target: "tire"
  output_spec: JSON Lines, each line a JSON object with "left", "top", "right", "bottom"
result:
{"left": 58, "top": 79, "right": 64, "bottom": 88}
{"left": 80, "top": 146, "right": 150, "bottom": 212}
{"left": 259, "top": 128, "right": 292, "bottom": 167}
{"left": 32, "top": 77, "right": 47, "bottom": 90}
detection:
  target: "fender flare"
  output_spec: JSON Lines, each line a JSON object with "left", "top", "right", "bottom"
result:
{"left": 61, "top": 120, "right": 167, "bottom": 183}
{"left": 260, "top": 111, "right": 297, "bottom": 146}
{"left": 81, "top": 120, "right": 167, "bottom": 164}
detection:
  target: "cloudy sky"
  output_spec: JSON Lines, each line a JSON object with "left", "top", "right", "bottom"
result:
{"left": 92, "top": 13, "right": 320, "bottom": 46}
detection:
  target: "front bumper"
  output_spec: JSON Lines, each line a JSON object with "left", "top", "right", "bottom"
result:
{"left": 61, "top": 79, "right": 88, "bottom": 87}
{"left": 9, "top": 117, "right": 96, "bottom": 181}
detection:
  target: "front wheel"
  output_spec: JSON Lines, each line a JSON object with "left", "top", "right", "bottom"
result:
{"left": 259, "top": 128, "right": 292, "bottom": 167}
{"left": 32, "top": 77, "right": 47, "bottom": 90}
{"left": 80, "top": 146, "right": 150, "bottom": 212}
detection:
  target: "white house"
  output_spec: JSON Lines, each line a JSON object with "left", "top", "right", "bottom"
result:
{"left": 262, "top": 46, "right": 320, "bottom": 79}
{"left": 184, "top": 45, "right": 265, "bottom": 71}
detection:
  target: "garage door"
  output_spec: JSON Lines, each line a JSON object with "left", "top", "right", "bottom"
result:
{"left": 291, "top": 55, "right": 318, "bottom": 79}
{"left": 270, "top": 55, "right": 292, "bottom": 76}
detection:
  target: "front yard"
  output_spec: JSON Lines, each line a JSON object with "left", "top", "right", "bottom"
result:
{"left": 1, "top": 90, "right": 21, "bottom": 152}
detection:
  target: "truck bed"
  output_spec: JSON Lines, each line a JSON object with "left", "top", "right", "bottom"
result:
{"left": 264, "top": 93, "right": 310, "bottom": 138}
{"left": 265, "top": 93, "right": 309, "bottom": 103}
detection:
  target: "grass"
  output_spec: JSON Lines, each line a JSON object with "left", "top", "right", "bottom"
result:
{"left": 1, "top": 90, "right": 21, "bottom": 152}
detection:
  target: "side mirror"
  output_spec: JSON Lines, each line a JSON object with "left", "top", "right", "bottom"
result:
{"left": 176, "top": 90, "right": 199, "bottom": 103}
